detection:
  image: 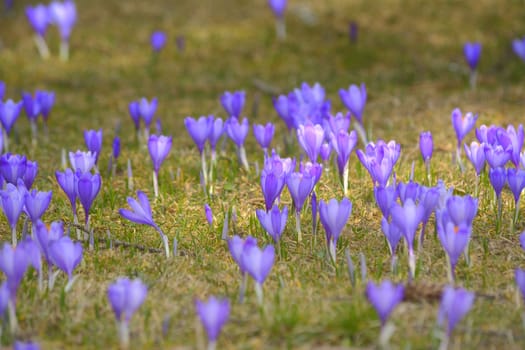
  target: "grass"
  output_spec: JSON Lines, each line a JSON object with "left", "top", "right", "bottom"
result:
{"left": 2, "top": 0, "right": 525, "bottom": 348}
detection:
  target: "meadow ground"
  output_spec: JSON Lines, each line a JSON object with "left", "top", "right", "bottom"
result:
{"left": 2, "top": 0, "right": 525, "bottom": 349}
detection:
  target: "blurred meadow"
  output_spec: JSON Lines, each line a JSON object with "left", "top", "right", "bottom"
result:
{"left": 2, "top": 0, "right": 525, "bottom": 349}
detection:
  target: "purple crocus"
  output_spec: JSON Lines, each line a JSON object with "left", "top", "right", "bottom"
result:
{"left": 220, "top": 91, "right": 245, "bottom": 118}
{"left": 391, "top": 198, "right": 424, "bottom": 279}
{"left": 35, "top": 220, "right": 64, "bottom": 265}
{"left": 119, "top": 191, "right": 170, "bottom": 258}
{"left": 196, "top": 296, "right": 230, "bottom": 348}
{"left": 226, "top": 117, "right": 250, "bottom": 171}
{"left": 513, "top": 37, "right": 525, "bottom": 62}
{"left": 0, "top": 242, "right": 30, "bottom": 298}
{"left": 489, "top": 166, "right": 506, "bottom": 199}
{"left": 55, "top": 168, "right": 78, "bottom": 217}
{"left": 0, "top": 153, "right": 27, "bottom": 185}
{"left": 452, "top": 108, "right": 478, "bottom": 167}
{"left": 23, "top": 160, "right": 38, "bottom": 189}
{"left": 463, "top": 42, "right": 481, "bottom": 71}
{"left": 319, "top": 198, "right": 352, "bottom": 263}
{"left": 0, "top": 99, "right": 23, "bottom": 136}
{"left": 48, "top": 236, "right": 82, "bottom": 284}
{"left": 84, "top": 129, "right": 103, "bottom": 164}
{"left": 148, "top": 134, "right": 172, "bottom": 197}
{"left": 330, "top": 129, "right": 357, "bottom": 195}
{"left": 24, "top": 189, "right": 52, "bottom": 224}
{"left": 184, "top": 116, "right": 212, "bottom": 154}
{"left": 339, "top": 83, "right": 367, "bottom": 125}
{"left": 324, "top": 112, "right": 350, "bottom": 135}
{"left": 464, "top": 141, "right": 486, "bottom": 175}
{"left": 22, "top": 92, "right": 42, "bottom": 122}
{"left": 256, "top": 205, "right": 288, "bottom": 243}
{"left": 381, "top": 217, "right": 403, "bottom": 258}
{"left": 436, "top": 213, "right": 471, "bottom": 282}
{"left": 242, "top": 243, "right": 275, "bottom": 304}
{"left": 507, "top": 168, "right": 525, "bottom": 204}
{"left": 108, "top": 277, "right": 148, "bottom": 348}
{"left": 76, "top": 171, "right": 101, "bottom": 229}
{"left": 128, "top": 101, "right": 141, "bottom": 132}
{"left": 374, "top": 185, "right": 397, "bottom": 218}
{"left": 26, "top": 4, "right": 51, "bottom": 59}
{"left": 209, "top": 117, "right": 224, "bottom": 160}
{"left": 48, "top": 0, "right": 77, "bottom": 61}
{"left": 268, "top": 0, "right": 286, "bottom": 17}
{"left": 150, "top": 31, "right": 167, "bottom": 52}
{"left": 297, "top": 123, "right": 324, "bottom": 162}
{"left": 285, "top": 172, "right": 316, "bottom": 242}
{"left": 14, "top": 341, "right": 40, "bottom": 350}
{"left": 253, "top": 123, "right": 275, "bottom": 152}
{"left": 365, "top": 280, "right": 404, "bottom": 326}
{"left": 138, "top": 98, "right": 158, "bottom": 134}
{"left": 260, "top": 167, "right": 286, "bottom": 212}
{"left": 1, "top": 183, "right": 26, "bottom": 245}
{"left": 419, "top": 131, "right": 433, "bottom": 163}
{"left": 112, "top": 136, "right": 120, "bottom": 160}
{"left": 204, "top": 204, "right": 213, "bottom": 225}
{"left": 36, "top": 91, "right": 54, "bottom": 125}
{"left": 515, "top": 268, "right": 525, "bottom": 303}
{"left": 228, "top": 235, "right": 257, "bottom": 274}
{"left": 438, "top": 286, "right": 475, "bottom": 337}
{"left": 69, "top": 150, "right": 96, "bottom": 174}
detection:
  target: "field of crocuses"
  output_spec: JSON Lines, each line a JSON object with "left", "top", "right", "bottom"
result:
{"left": 2, "top": 0, "right": 525, "bottom": 349}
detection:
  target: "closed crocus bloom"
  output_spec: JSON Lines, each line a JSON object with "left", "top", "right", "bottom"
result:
{"left": 506, "top": 124, "right": 523, "bottom": 167}
{"left": 48, "top": 236, "right": 82, "bottom": 281}
{"left": 324, "top": 112, "right": 350, "bottom": 135}
{"left": 138, "top": 97, "right": 158, "bottom": 130}
{"left": 330, "top": 129, "right": 358, "bottom": 175}
{"left": 438, "top": 286, "right": 475, "bottom": 336}
{"left": 24, "top": 190, "right": 52, "bottom": 223}
{"left": 319, "top": 198, "right": 352, "bottom": 262}
{"left": 0, "top": 153, "right": 27, "bottom": 185}
{"left": 108, "top": 277, "right": 147, "bottom": 322}
{"left": 520, "top": 232, "right": 525, "bottom": 251}
{"left": 69, "top": 150, "right": 96, "bottom": 174}
{"left": 128, "top": 101, "right": 141, "bottom": 131}
{"left": 112, "top": 136, "right": 120, "bottom": 160}
{"left": 268, "top": 0, "right": 286, "bottom": 17}
{"left": 220, "top": 91, "right": 245, "bottom": 118}
{"left": 339, "top": 83, "right": 367, "bottom": 124}
{"left": 374, "top": 185, "right": 397, "bottom": 218}
{"left": 84, "top": 129, "right": 103, "bottom": 164}
{"left": 299, "top": 161, "right": 323, "bottom": 186}
{"left": 242, "top": 244, "right": 275, "bottom": 285}
{"left": 204, "top": 204, "right": 213, "bottom": 225}
{"left": 184, "top": 116, "right": 212, "bottom": 154}
{"left": 0, "top": 99, "right": 23, "bottom": 134}
{"left": 253, "top": 122, "right": 275, "bottom": 151}
{"left": 0, "top": 243, "right": 30, "bottom": 297}
{"left": 436, "top": 212, "right": 471, "bottom": 281}
{"left": 451, "top": 108, "right": 478, "bottom": 147}
{"left": 35, "top": 220, "right": 64, "bottom": 264}
{"left": 463, "top": 42, "right": 482, "bottom": 71}
{"left": 227, "top": 235, "right": 257, "bottom": 274}
{"left": 464, "top": 142, "right": 485, "bottom": 175}
{"left": 260, "top": 169, "right": 285, "bottom": 211}
{"left": 484, "top": 143, "right": 512, "bottom": 168}
{"left": 19, "top": 236, "right": 42, "bottom": 276}
{"left": 55, "top": 168, "right": 77, "bottom": 213}
{"left": 320, "top": 142, "right": 332, "bottom": 162}
{"left": 515, "top": 269, "right": 525, "bottom": 303}
{"left": 36, "top": 91, "right": 54, "bottom": 123}
{"left": 26, "top": 4, "right": 50, "bottom": 37}
{"left": 512, "top": 37, "right": 525, "bottom": 61}
{"left": 22, "top": 92, "right": 42, "bottom": 121}
{"left": 196, "top": 296, "right": 230, "bottom": 348}
{"left": 14, "top": 341, "right": 40, "bottom": 350}
{"left": 381, "top": 217, "right": 402, "bottom": 256}
{"left": 23, "top": 160, "right": 38, "bottom": 189}
{"left": 366, "top": 280, "right": 404, "bottom": 326}
{"left": 286, "top": 172, "right": 315, "bottom": 213}
{"left": 419, "top": 131, "right": 433, "bottom": 162}
{"left": 76, "top": 171, "right": 101, "bottom": 225}
{"left": 225, "top": 117, "right": 249, "bottom": 147}
{"left": 150, "top": 31, "right": 167, "bottom": 52}
{"left": 48, "top": 0, "right": 77, "bottom": 40}
{"left": 148, "top": 134, "right": 172, "bottom": 175}
{"left": 208, "top": 117, "right": 225, "bottom": 152}
{"left": 507, "top": 168, "right": 525, "bottom": 203}
{"left": 445, "top": 195, "right": 478, "bottom": 227}
{"left": 1, "top": 183, "right": 26, "bottom": 241}
{"left": 297, "top": 123, "right": 325, "bottom": 162}
{"left": 489, "top": 167, "right": 506, "bottom": 198}
{"left": 256, "top": 205, "right": 288, "bottom": 243}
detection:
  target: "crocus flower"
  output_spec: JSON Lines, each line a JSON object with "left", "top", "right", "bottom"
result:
{"left": 26, "top": 4, "right": 51, "bottom": 59}
{"left": 299, "top": 161, "right": 323, "bottom": 187}
{"left": 507, "top": 168, "right": 525, "bottom": 204}
{"left": 391, "top": 198, "right": 424, "bottom": 278}
{"left": 48, "top": 236, "right": 82, "bottom": 283}
{"left": 0, "top": 99, "right": 23, "bottom": 135}
{"left": 366, "top": 280, "right": 404, "bottom": 326}
{"left": 437, "top": 286, "right": 475, "bottom": 336}
{"left": 196, "top": 296, "right": 230, "bottom": 348}
{"left": 320, "top": 142, "right": 332, "bottom": 162}
{"left": 513, "top": 37, "right": 525, "bottom": 61}
{"left": 22, "top": 92, "right": 42, "bottom": 122}
{"left": 220, "top": 91, "right": 245, "bottom": 118}
{"left": 148, "top": 134, "right": 172, "bottom": 197}
{"left": 1, "top": 183, "right": 26, "bottom": 245}
{"left": 36, "top": 91, "right": 54, "bottom": 124}
{"left": 84, "top": 129, "right": 103, "bottom": 164}
{"left": 451, "top": 108, "right": 478, "bottom": 148}
{"left": 253, "top": 123, "right": 275, "bottom": 152}
{"left": 69, "top": 150, "right": 96, "bottom": 174}
{"left": 55, "top": 168, "right": 77, "bottom": 216}
{"left": 297, "top": 123, "right": 325, "bottom": 162}
{"left": 374, "top": 185, "right": 397, "bottom": 218}
{"left": 128, "top": 101, "right": 141, "bottom": 132}
{"left": 256, "top": 205, "right": 288, "bottom": 243}
{"left": 208, "top": 117, "right": 224, "bottom": 157}
{"left": 463, "top": 42, "right": 481, "bottom": 71}
{"left": 381, "top": 217, "right": 403, "bottom": 257}
{"left": 324, "top": 112, "right": 350, "bottom": 135}
{"left": 419, "top": 131, "right": 433, "bottom": 162}
{"left": 204, "top": 204, "right": 213, "bottom": 225}
{"left": 76, "top": 171, "right": 101, "bottom": 227}
{"left": 339, "top": 83, "right": 367, "bottom": 125}
{"left": 436, "top": 212, "right": 471, "bottom": 281}
{"left": 0, "top": 243, "right": 30, "bottom": 298}
{"left": 260, "top": 168, "right": 285, "bottom": 211}
{"left": 24, "top": 190, "right": 52, "bottom": 223}
{"left": 515, "top": 268, "right": 525, "bottom": 303}
{"left": 445, "top": 195, "right": 478, "bottom": 227}
{"left": 242, "top": 244, "right": 275, "bottom": 304}
{"left": 35, "top": 220, "right": 64, "bottom": 264}
{"left": 464, "top": 141, "right": 486, "bottom": 175}
{"left": 484, "top": 143, "right": 512, "bottom": 169}
{"left": 138, "top": 97, "right": 158, "bottom": 133}
{"left": 112, "top": 136, "right": 120, "bottom": 160}
{"left": 108, "top": 277, "right": 147, "bottom": 348}
{"left": 14, "top": 341, "right": 40, "bottom": 350}
{"left": 119, "top": 191, "right": 170, "bottom": 258}
{"left": 150, "top": 31, "right": 167, "bottom": 52}
{"left": 185, "top": 116, "right": 212, "bottom": 154}
{"left": 19, "top": 237, "right": 42, "bottom": 289}
{"left": 285, "top": 172, "right": 315, "bottom": 242}
{"left": 23, "top": 160, "right": 38, "bottom": 189}
{"left": 0, "top": 282, "right": 8, "bottom": 320}
{"left": 0, "top": 153, "right": 27, "bottom": 185}
{"left": 226, "top": 117, "right": 250, "bottom": 171}
{"left": 319, "top": 198, "right": 352, "bottom": 263}
{"left": 268, "top": 0, "right": 286, "bottom": 17}
{"left": 331, "top": 129, "right": 357, "bottom": 195}
{"left": 48, "top": 0, "right": 77, "bottom": 61}
{"left": 489, "top": 167, "right": 506, "bottom": 199}
{"left": 228, "top": 235, "right": 257, "bottom": 274}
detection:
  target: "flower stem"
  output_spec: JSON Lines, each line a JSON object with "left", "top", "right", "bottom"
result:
{"left": 118, "top": 320, "right": 130, "bottom": 349}
{"left": 238, "top": 272, "right": 247, "bottom": 304}
{"left": 343, "top": 162, "right": 349, "bottom": 197}
{"left": 295, "top": 210, "right": 302, "bottom": 242}
{"left": 59, "top": 40, "right": 69, "bottom": 62}
{"left": 255, "top": 282, "right": 264, "bottom": 306}
{"left": 7, "top": 300, "right": 17, "bottom": 335}
{"left": 153, "top": 170, "right": 159, "bottom": 198}
{"left": 33, "top": 34, "right": 50, "bottom": 60}
{"left": 238, "top": 146, "right": 250, "bottom": 172}
{"left": 11, "top": 226, "right": 16, "bottom": 246}
{"left": 275, "top": 17, "right": 286, "bottom": 40}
